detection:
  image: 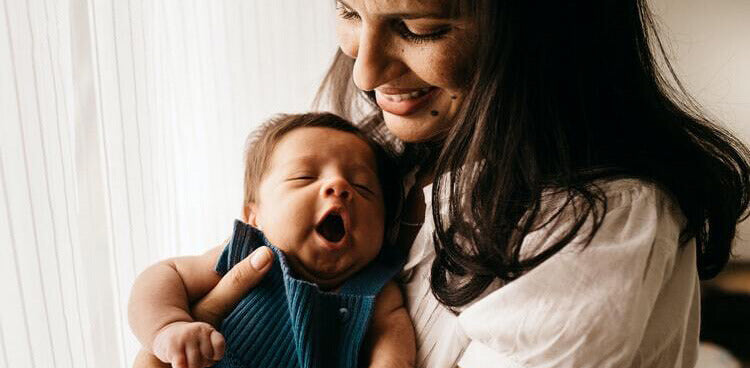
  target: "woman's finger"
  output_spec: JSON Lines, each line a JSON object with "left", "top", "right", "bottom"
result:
{"left": 191, "top": 246, "right": 273, "bottom": 327}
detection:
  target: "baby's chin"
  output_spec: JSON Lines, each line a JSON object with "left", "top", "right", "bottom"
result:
{"left": 286, "top": 255, "right": 361, "bottom": 291}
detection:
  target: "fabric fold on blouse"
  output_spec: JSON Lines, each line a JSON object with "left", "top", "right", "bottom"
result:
{"left": 401, "top": 179, "right": 699, "bottom": 368}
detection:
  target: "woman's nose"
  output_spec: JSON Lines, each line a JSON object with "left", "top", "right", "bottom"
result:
{"left": 321, "top": 178, "right": 352, "bottom": 201}
{"left": 349, "top": 24, "right": 407, "bottom": 91}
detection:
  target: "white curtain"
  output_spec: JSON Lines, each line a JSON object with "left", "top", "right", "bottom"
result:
{"left": 0, "top": 1, "right": 337, "bottom": 367}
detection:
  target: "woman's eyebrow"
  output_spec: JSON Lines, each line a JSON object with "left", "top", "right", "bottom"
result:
{"left": 338, "top": 0, "right": 454, "bottom": 19}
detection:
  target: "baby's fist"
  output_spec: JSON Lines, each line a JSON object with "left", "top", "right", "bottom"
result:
{"left": 152, "top": 321, "right": 225, "bottom": 368}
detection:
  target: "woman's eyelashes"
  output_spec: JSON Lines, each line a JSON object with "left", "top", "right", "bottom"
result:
{"left": 336, "top": 2, "right": 360, "bottom": 21}
{"left": 335, "top": 2, "right": 451, "bottom": 43}
{"left": 393, "top": 21, "right": 451, "bottom": 43}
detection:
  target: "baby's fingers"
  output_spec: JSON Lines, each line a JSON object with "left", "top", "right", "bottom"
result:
{"left": 185, "top": 340, "right": 205, "bottom": 368}
{"left": 133, "top": 349, "right": 171, "bottom": 368}
{"left": 209, "top": 330, "right": 225, "bottom": 361}
{"left": 152, "top": 333, "right": 184, "bottom": 366}
{"left": 197, "top": 331, "right": 215, "bottom": 365}
{"left": 171, "top": 351, "right": 188, "bottom": 368}
{"left": 197, "top": 329, "right": 224, "bottom": 365}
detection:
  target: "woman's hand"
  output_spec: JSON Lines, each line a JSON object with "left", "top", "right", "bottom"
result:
{"left": 133, "top": 246, "right": 274, "bottom": 368}
{"left": 190, "top": 246, "right": 273, "bottom": 326}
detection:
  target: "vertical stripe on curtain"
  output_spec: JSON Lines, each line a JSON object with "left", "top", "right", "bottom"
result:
{"left": 2, "top": 0, "right": 90, "bottom": 367}
{"left": 1, "top": 1, "right": 338, "bottom": 367}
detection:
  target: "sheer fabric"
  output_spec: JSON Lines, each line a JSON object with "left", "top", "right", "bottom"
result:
{"left": 0, "top": 1, "right": 336, "bottom": 367}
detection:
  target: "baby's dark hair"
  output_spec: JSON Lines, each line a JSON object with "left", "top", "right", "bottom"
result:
{"left": 243, "top": 112, "right": 402, "bottom": 244}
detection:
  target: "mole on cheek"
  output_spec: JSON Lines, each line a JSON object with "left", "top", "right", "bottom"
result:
{"left": 430, "top": 110, "right": 439, "bottom": 116}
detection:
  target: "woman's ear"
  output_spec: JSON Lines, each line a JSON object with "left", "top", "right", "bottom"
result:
{"left": 243, "top": 203, "right": 260, "bottom": 228}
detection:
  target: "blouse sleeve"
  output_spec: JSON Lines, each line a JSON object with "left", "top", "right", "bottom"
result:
{"left": 456, "top": 182, "right": 693, "bottom": 368}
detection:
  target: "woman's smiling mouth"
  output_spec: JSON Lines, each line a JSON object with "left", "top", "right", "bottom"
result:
{"left": 375, "top": 87, "right": 439, "bottom": 116}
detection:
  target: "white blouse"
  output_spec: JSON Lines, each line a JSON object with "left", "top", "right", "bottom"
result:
{"left": 400, "top": 179, "right": 700, "bottom": 368}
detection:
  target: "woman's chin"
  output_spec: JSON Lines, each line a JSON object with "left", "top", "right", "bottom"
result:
{"left": 383, "top": 113, "right": 448, "bottom": 143}
{"left": 381, "top": 94, "right": 458, "bottom": 143}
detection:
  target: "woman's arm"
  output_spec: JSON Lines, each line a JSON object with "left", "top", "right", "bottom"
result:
{"left": 362, "top": 281, "right": 416, "bottom": 368}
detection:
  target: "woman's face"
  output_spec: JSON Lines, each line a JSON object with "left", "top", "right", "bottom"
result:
{"left": 335, "top": 0, "right": 477, "bottom": 143}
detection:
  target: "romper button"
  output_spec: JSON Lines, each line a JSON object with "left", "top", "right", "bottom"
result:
{"left": 338, "top": 307, "right": 350, "bottom": 322}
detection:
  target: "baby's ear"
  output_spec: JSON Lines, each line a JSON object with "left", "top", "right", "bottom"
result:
{"left": 243, "top": 203, "right": 259, "bottom": 228}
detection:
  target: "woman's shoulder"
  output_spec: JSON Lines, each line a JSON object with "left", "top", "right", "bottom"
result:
{"left": 595, "top": 177, "right": 674, "bottom": 209}
{"left": 541, "top": 177, "right": 683, "bottom": 223}
{"left": 526, "top": 178, "right": 686, "bottom": 257}
{"left": 594, "top": 178, "right": 686, "bottom": 235}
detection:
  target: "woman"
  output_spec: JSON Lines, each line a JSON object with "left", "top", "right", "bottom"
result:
{"left": 137, "top": 0, "right": 750, "bottom": 367}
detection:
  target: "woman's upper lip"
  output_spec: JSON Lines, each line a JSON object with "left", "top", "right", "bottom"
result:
{"left": 376, "top": 86, "right": 434, "bottom": 95}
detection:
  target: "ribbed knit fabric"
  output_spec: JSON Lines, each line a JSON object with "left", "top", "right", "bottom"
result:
{"left": 211, "top": 220, "right": 403, "bottom": 368}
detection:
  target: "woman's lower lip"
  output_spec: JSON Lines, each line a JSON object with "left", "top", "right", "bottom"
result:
{"left": 375, "top": 87, "right": 439, "bottom": 116}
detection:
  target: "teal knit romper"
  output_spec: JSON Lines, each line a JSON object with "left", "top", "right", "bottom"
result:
{"left": 211, "top": 220, "right": 403, "bottom": 368}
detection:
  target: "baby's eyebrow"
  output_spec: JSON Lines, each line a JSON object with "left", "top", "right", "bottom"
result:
{"left": 278, "top": 156, "right": 317, "bottom": 168}
{"left": 346, "top": 162, "right": 379, "bottom": 177}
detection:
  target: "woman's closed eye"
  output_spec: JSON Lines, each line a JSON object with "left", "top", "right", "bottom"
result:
{"left": 335, "top": 2, "right": 359, "bottom": 21}
{"left": 393, "top": 21, "right": 451, "bottom": 43}
{"left": 335, "top": 1, "right": 451, "bottom": 44}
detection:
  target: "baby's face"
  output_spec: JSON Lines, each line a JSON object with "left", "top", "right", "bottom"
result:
{"left": 246, "top": 127, "right": 386, "bottom": 289}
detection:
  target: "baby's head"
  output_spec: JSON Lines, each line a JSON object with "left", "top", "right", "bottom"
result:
{"left": 242, "top": 113, "right": 398, "bottom": 289}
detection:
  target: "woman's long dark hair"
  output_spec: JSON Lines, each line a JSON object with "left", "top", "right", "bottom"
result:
{"left": 316, "top": 0, "right": 750, "bottom": 307}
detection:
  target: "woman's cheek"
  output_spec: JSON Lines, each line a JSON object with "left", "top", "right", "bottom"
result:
{"left": 431, "top": 31, "right": 478, "bottom": 89}
{"left": 405, "top": 42, "right": 473, "bottom": 91}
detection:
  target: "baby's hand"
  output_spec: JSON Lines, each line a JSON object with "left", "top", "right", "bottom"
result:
{"left": 152, "top": 321, "right": 225, "bottom": 368}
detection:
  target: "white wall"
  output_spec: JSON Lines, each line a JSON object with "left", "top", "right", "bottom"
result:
{"left": 652, "top": 0, "right": 750, "bottom": 260}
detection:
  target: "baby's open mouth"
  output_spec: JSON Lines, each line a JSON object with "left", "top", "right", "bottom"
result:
{"left": 315, "top": 212, "right": 346, "bottom": 243}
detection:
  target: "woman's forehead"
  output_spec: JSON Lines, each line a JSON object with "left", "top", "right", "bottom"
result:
{"left": 341, "top": 0, "right": 458, "bottom": 19}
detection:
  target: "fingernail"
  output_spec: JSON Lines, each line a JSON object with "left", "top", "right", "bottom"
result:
{"left": 250, "top": 247, "right": 271, "bottom": 270}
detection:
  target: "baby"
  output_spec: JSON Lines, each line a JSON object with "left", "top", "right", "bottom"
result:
{"left": 128, "top": 113, "right": 415, "bottom": 368}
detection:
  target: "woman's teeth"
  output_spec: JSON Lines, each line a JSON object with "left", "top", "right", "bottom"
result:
{"left": 383, "top": 87, "right": 432, "bottom": 102}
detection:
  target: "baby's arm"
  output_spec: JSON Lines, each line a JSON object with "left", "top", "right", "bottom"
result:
{"left": 128, "top": 245, "right": 226, "bottom": 368}
{"left": 362, "top": 281, "right": 416, "bottom": 368}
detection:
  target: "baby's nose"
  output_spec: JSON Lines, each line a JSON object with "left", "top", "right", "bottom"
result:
{"left": 322, "top": 178, "right": 351, "bottom": 201}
